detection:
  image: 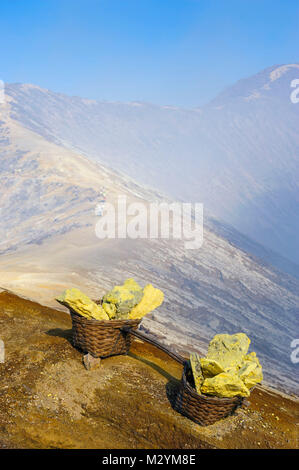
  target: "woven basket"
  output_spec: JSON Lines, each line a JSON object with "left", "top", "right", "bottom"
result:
{"left": 174, "top": 361, "right": 244, "bottom": 426}
{"left": 70, "top": 310, "right": 141, "bottom": 358}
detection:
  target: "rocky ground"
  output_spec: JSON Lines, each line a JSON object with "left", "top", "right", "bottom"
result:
{"left": 0, "top": 290, "right": 297, "bottom": 449}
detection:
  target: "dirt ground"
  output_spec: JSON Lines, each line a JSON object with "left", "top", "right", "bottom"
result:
{"left": 0, "top": 290, "right": 298, "bottom": 449}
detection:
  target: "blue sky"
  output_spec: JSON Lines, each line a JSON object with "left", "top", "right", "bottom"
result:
{"left": 0, "top": 0, "right": 298, "bottom": 106}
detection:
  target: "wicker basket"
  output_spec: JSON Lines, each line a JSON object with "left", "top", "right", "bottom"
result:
{"left": 174, "top": 361, "right": 244, "bottom": 426}
{"left": 70, "top": 310, "right": 141, "bottom": 358}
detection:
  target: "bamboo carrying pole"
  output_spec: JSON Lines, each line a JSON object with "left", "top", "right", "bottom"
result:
{"left": 121, "top": 326, "right": 186, "bottom": 365}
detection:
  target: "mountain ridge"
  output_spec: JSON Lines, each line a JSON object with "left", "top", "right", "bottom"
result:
{"left": 4, "top": 63, "right": 299, "bottom": 268}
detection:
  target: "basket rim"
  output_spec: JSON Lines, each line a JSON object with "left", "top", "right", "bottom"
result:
{"left": 182, "top": 361, "right": 243, "bottom": 404}
{"left": 69, "top": 308, "right": 142, "bottom": 325}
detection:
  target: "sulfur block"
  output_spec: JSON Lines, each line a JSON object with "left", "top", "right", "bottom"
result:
{"left": 190, "top": 353, "right": 204, "bottom": 394}
{"left": 56, "top": 288, "right": 109, "bottom": 320}
{"left": 205, "top": 333, "right": 251, "bottom": 371}
{"left": 129, "top": 284, "right": 164, "bottom": 319}
{"left": 103, "top": 278, "right": 143, "bottom": 319}
{"left": 201, "top": 372, "right": 250, "bottom": 398}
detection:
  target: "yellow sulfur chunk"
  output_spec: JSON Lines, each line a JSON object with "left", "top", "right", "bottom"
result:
{"left": 103, "top": 278, "right": 143, "bottom": 319}
{"left": 190, "top": 353, "right": 204, "bottom": 394}
{"left": 190, "top": 334, "right": 262, "bottom": 398}
{"left": 102, "top": 302, "right": 117, "bottom": 319}
{"left": 205, "top": 333, "right": 251, "bottom": 371}
{"left": 244, "top": 351, "right": 260, "bottom": 365}
{"left": 129, "top": 284, "right": 164, "bottom": 320}
{"left": 200, "top": 358, "right": 224, "bottom": 378}
{"left": 201, "top": 372, "right": 250, "bottom": 398}
{"left": 224, "top": 365, "right": 240, "bottom": 375}
{"left": 238, "top": 352, "right": 263, "bottom": 389}
{"left": 56, "top": 288, "right": 109, "bottom": 320}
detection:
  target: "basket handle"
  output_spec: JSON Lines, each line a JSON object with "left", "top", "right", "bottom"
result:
{"left": 121, "top": 326, "right": 185, "bottom": 365}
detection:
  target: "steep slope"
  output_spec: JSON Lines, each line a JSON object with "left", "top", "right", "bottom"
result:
{"left": 4, "top": 63, "right": 299, "bottom": 267}
{"left": 0, "top": 95, "right": 160, "bottom": 255}
{"left": 0, "top": 104, "right": 298, "bottom": 394}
